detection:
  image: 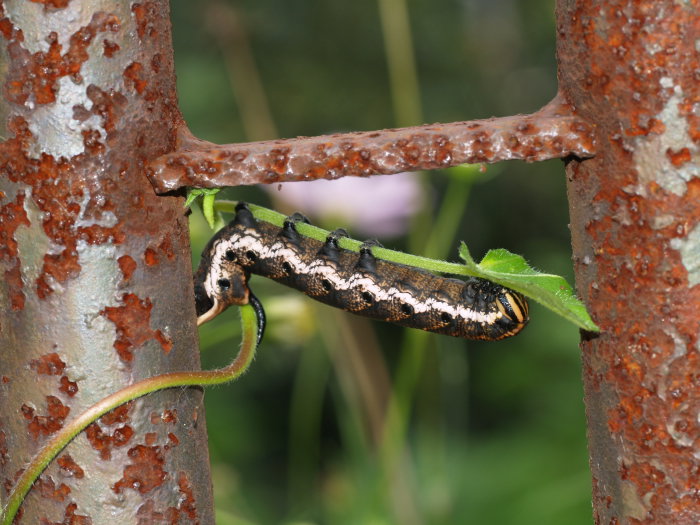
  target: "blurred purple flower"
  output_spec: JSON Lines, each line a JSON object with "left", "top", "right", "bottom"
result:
{"left": 263, "top": 172, "right": 424, "bottom": 239}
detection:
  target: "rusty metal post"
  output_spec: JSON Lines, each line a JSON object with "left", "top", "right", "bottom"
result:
{"left": 0, "top": 1, "right": 214, "bottom": 522}
{"left": 557, "top": 1, "right": 700, "bottom": 523}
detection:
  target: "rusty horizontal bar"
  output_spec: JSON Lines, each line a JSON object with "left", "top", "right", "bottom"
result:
{"left": 147, "top": 95, "right": 595, "bottom": 192}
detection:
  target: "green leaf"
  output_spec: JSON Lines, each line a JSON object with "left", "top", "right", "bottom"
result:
{"left": 459, "top": 244, "right": 598, "bottom": 332}
{"left": 184, "top": 188, "right": 224, "bottom": 230}
{"left": 183, "top": 190, "right": 200, "bottom": 209}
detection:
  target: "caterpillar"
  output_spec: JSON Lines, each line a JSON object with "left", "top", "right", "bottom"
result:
{"left": 194, "top": 203, "right": 528, "bottom": 342}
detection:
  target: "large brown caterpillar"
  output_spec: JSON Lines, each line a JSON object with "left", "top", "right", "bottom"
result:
{"left": 194, "top": 203, "right": 528, "bottom": 342}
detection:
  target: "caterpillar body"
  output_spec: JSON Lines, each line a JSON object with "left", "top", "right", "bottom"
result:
{"left": 194, "top": 203, "right": 528, "bottom": 342}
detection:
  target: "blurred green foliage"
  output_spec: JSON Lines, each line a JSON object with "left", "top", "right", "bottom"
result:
{"left": 172, "top": 0, "right": 592, "bottom": 523}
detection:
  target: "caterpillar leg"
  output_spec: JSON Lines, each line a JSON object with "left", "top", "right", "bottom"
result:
{"left": 356, "top": 239, "right": 383, "bottom": 273}
{"left": 318, "top": 228, "right": 349, "bottom": 261}
{"left": 280, "top": 212, "right": 310, "bottom": 244}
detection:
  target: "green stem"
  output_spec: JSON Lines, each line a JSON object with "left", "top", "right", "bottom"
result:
{"left": 1, "top": 304, "right": 259, "bottom": 525}
{"left": 214, "top": 200, "right": 482, "bottom": 277}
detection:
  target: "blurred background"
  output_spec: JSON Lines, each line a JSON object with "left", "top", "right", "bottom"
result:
{"left": 170, "top": 0, "right": 592, "bottom": 523}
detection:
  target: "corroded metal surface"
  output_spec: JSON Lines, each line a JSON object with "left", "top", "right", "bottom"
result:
{"left": 147, "top": 96, "right": 596, "bottom": 192}
{"left": 558, "top": 1, "right": 700, "bottom": 523}
{"left": 0, "top": 1, "right": 213, "bottom": 523}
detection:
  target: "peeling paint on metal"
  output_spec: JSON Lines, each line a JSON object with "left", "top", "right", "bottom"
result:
{"left": 670, "top": 222, "right": 700, "bottom": 286}
{"left": 29, "top": 353, "right": 66, "bottom": 376}
{"left": 42, "top": 501, "right": 91, "bottom": 524}
{"left": 149, "top": 409, "right": 177, "bottom": 425}
{"left": 0, "top": 0, "right": 214, "bottom": 521}
{"left": 56, "top": 454, "right": 85, "bottom": 480}
{"left": 117, "top": 254, "right": 137, "bottom": 282}
{"left": 100, "top": 293, "right": 173, "bottom": 362}
{"left": 621, "top": 479, "right": 649, "bottom": 521}
{"left": 34, "top": 476, "right": 70, "bottom": 502}
{"left": 86, "top": 403, "right": 135, "bottom": 460}
{"left": 0, "top": 190, "right": 30, "bottom": 310}
{"left": 651, "top": 214, "right": 677, "bottom": 230}
{"left": 21, "top": 395, "right": 70, "bottom": 440}
{"left": 177, "top": 472, "right": 197, "bottom": 520}
{"left": 112, "top": 444, "right": 166, "bottom": 495}
{"left": 3, "top": 4, "right": 130, "bottom": 159}
{"left": 635, "top": 93, "right": 700, "bottom": 196}
{"left": 58, "top": 376, "right": 79, "bottom": 397}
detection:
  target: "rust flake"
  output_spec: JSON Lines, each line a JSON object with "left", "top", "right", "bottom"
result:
{"left": 27, "top": 0, "right": 71, "bottom": 8}
{"left": 124, "top": 62, "right": 147, "bottom": 94}
{"left": 21, "top": 395, "right": 70, "bottom": 440}
{"left": 140, "top": 235, "right": 177, "bottom": 265}
{"left": 0, "top": 191, "right": 30, "bottom": 310}
{"left": 81, "top": 129, "right": 105, "bottom": 156}
{"left": 143, "top": 247, "right": 158, "bottom": 266}
{"left": 102, "top": 39, "right": 120, "bottom": 58}
{"left": 150, "top": 53, "right": 162, "bottom": 73}
{"left": 620, "top": 461, "right": 675, "bottom": 510}
{"left": 0, "top": 121, "right": 126, "bottom": 300}
{"left": 112, "top": 444, "right": 166, "bottom": 495}
{"left": 131, "top": 2, "right": 159, "bottom": 40}
{"left": 0, "top": 15, "right": 18, "bottom": 41}
{"left": 59, "top": 375, "right": 79, "bottom": 397}
{"left": 100, "top": 293, "right": 172, "bottom": 362}
{"left": 135, "top": 500, "right": 180, "bottom": 524}
{"left": 85, "top": 423, "right": 134, "bottom": 461}
{"left": 268, "top": 147, "right": 290, "bottom": 175}
{"left": 4, "top": 12, "right": 121, "bottom": 106}
{"left": 100, "top": 402, "right": 132, "bottom": 426}
{"left": 57, "top": 454, "right": 85, "bottom": 479}
{"left": 41, "top": 502, "right": 92, "bottom": 525}
{"left": 0, "top": 430, "right": 7, "bottom": 467}
{"left": 78, "top": 84, "right": 129, "bottom": 136}
{"left": 118, "top": 254, "right": 137, "bottom": 281}
{"left": 36, "top": 475, "right": 70, "bottom": 502}
{"left": 666, "top": 147, "right": 691, "bottom": 167}
{"left": 166, "top": 432, "right": 179, "bottom": 449}
{"left": 85, "top": 402, "right": 134, "bottom": 460}
{"left": 133, "top": 472, "right": 198, "bottom": 524}
{"left": 29, "top": 352, "right": 67, "bottom": 376}
{"left": 158, "top": 235, "right": 175, "bottom": 260}
{"left": 150, "top": 409, "right": 177, "bottom": 425}
{"left": 3, "top": 475, "right": 16, "bottom": 499}
{"left": 177, "top": 472, "right": 197, "bottom": 520}
{"left": 30, "top": 352, "right": 80, "bottom": 397}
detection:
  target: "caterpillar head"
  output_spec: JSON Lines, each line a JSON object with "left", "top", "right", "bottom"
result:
{"left": 492, "top": 288, "right": 529, "bottom": 338}
{"left": 194, "top": 247, "right": 250, "bottom": 326}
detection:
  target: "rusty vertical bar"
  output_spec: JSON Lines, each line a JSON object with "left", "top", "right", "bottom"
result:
{"left": 557, "top": 1, "right": 699, "bottom": 523}
{"left": 0, "top": 1, "right": 214, "bottom": 522}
